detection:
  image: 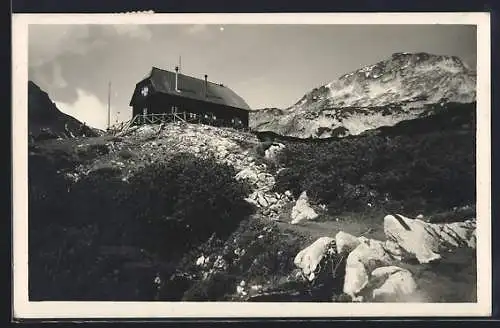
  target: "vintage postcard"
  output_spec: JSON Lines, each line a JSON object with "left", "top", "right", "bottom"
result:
{"left": 12, "top": 12, "right": 491, "bottom": 319}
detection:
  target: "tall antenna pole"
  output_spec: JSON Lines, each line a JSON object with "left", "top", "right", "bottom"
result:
{"left": 107, "top": 81, "right": 111, "bottom": 130}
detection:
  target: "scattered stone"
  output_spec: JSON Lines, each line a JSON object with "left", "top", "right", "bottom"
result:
{"left": 236, "top": 285, "right": 246, "bottom": 296}
{"left": 343, "top": 238, "right": 393, "bottom": 299}
{"left": 371, "top": 266, "right": 418, "bottom": 302}
{"left": 294, "top": 237, "right": 335, "bottom": 281}
{"left": 290, "top": 191, "right": 319, "bottom": 224}
{"left": 251, "top": 285, "right": 263, "bottom": 291}
{"left": 335, "top": 231, "right": 361, "bottom": 255}
{"left": 235, "top": 167, "right": 259, "bottom": 184}
{"left": 264, "top": 143, "right": 285, "bottom": 161}
{"left": 195, "top": 255, "right": 207, "bottom": 266}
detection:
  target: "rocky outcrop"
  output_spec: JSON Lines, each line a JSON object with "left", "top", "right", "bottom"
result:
{"left": 290, "top": 191, "right": 319, "bottom": 224}
{"left": 67, "top": 122, "right": 295, "bottom": 221}
{"left": 384, "top": 214, "right": 476, "bottom": 263}
{"left": 28, "top": 81, "right": 98, "bottom": 141}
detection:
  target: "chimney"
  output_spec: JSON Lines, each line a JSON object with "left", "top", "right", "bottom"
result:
{"left": 175, "top": 66, "right": 180, "bottom": 92}
{"left": 204, "top": 74, "right": 208, "bottom": 98}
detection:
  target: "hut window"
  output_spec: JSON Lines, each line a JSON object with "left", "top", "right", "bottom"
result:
{"left": 231, "top": 117, "right": 242, "bottom": 126}
{"left": 204, "top": 112, "right": 216, "bottom": 120}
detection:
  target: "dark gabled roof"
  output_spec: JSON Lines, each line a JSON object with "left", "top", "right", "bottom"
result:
{"left": 130, "top": 67, "right": 251, "bottom": 111}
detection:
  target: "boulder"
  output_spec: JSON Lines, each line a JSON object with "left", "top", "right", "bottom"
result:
{"left": 384, "top": 214, "right": 476, "bottom": 264}
{"left": 335, "top": 231, "right": 361, "bottom": 255}
{"left": 384, "top": 214, "right": 441, "bottom": 264}
{"left": 290, "top": 191, "right": 319, "bottom": 224}
{"left": 264, "top": 143, "right": 286, "bottom": 161}
{"left": 294, "top": 237, "right": 335, "bottom": 281}
{"left": 371, "top": 266, "right": 418, "bottom": 302}
{"left": 382, "top": 240, "right": 406, "bottom": 261}
{"left": 437, "top": 220, "right": 476, "bottom": 248}
{"left": 343, "top": 238, "right": 393, "bottom": 299}
{"left": 235, "top": 167, "right": 259, "bottom": 184}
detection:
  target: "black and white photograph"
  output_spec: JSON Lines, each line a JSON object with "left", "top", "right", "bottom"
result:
{"left": 12, "top": 13, "right": 491, "bottom": 318}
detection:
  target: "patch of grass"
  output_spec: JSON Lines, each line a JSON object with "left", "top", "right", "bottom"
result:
{"left": 274, "top": 128, "right": 475, "bottom": 216}
{"left": 176, "top": 216, "right": 309, "bottom": 301}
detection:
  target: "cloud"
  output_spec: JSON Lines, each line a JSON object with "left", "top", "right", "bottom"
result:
{"left": 29, "top": 24, "right": 153, "bottom": 69}
{"left": 185, "top": 24, "right": 208, "bottom": 35}
{"left": 107, "top": 25, "right": 153, "bottom": 40}
{"left": 52, "top": 63, "right": 67, "bottom": 88}
{"left": 29, "top": 25, "right": 92, "bottom": 67}
{"left": 55, "top": 89, "right": 115, "bottom": 130}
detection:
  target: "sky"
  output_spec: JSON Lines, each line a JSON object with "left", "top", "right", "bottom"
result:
{"left": 28, "top": 24, "right": 477, "bottom": 130}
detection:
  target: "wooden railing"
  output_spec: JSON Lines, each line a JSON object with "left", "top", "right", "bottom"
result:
{"left": 111, "top": 111, "right": 248, "bottom": 136}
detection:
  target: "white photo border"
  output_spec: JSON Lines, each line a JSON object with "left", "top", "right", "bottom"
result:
{"left": 12, "top": 12, "right": 492, "bottom": 319}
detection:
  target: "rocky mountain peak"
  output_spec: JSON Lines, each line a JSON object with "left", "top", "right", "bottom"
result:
{"left": 250, "top": 52, "right": 476, "bottom": 139}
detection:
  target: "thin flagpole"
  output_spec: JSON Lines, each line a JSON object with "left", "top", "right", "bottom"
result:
{"left": 107, "top": 81, "right": 111, "bottom": 129}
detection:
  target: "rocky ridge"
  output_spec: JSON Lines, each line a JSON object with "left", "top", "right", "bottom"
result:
{"left": 28, "top": 81, "right": 100, "bottom": 140}
{"left": 64, "top": 122, "right": 293, "bottom": 221}
{"left": 250, "top": 52, "right": 476, "bottom": 138}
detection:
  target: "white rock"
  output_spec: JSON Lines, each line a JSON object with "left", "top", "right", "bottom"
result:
{"left": 265, "top": 176, "right": 276, "bottom": 186}
{"left": 257, "top": 193, "right": 269, "bottom": 207}
{"left": 382, "top": 240, "right": 406, "bottom": 261}
{"left": 343, "top": 238, "right": 393, "bottom": 298}
{"left": 236, "top": 286, "right": 245, "bottom": 295}
{"left": 294, "top": 237, "right": 335, "bottom": 282}
{"left": 268, "top": 204, "right": 281, "bottom": 212}
{"left": 244, "top": 196, "right": 259, "bottom": 207}
{"left": 384, "top": 214, "right": 476, "bottom": 264}
{"left": 264, "top": 143, "right": 285, "bottom": 161}
{"left": 235, "top": 167, "right": 259, "bottom": 184}
{"left": 384, "top": 214, "right": 441, "bottom": 264}
{"left": 195, "top": 255, "right": 206, "bottom": 266}
{"left": 371, "top": 266, "right": 418, "bottom": 302}
{"left": 290, "top": 191, "right": 319, "bottom": 224}
{"left": 439, "top": 221, "right": 477, "bottom": 248}
{"left": 257, "top": 173, "right": 268, "bottom": 180}
{"left": 335, "top": 231, "right": 361, "bottom": 255}
{"left": 266, "top": 196, "right": 278, "bottom": 205}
